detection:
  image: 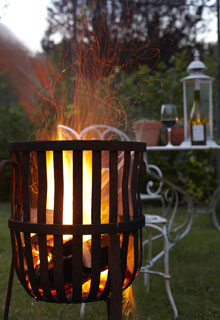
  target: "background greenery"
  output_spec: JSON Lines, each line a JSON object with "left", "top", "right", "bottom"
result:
{"left": 0, "top": 72, "right": 33, "bottom": 201}
{"left": 0, "top": 1, "right": 218, "bottom": 202}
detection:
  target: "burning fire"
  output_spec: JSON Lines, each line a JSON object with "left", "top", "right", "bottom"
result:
{"left": 25, "top": 128, "right": 136, "bottom": 304}
{"left": 45, "top": 131, "right": 106, "bottom": 254}
{"left": 46, "top": 134, "right": 94, "bottom": 228}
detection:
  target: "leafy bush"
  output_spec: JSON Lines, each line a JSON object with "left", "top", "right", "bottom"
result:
{"left": 0, "top": 102, "right": 33, "bottom": 201}
{"left": 115, "top": 49, "right": 191, "bottom": 124}
{"left": 147, "top": 149, "right": 217, "bottom": 204}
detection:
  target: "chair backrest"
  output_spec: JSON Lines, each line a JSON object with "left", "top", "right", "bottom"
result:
{"left": 57, "top": 124, "right": 130, "bottom": 141}
{"left": 58, "top": 123, "right": 164, "bottom": 198}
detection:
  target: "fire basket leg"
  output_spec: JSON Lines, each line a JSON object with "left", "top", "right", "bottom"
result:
{"left": 107, "top": 234, "right": 122, "bottom": 320}
{"left": 4, "top": 258, "right": 14, "bottom": 320}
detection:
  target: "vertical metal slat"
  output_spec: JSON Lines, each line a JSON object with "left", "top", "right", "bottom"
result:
{"left": 17, "top": 152, "right": 32, "bottom": 296}
{"left": 15, "top": 231, "right": 32, "bottom": 297}
{"left": 121, "top": 151, "right": 131, "bottom": 283}
{"left": 72, "top": 150, "right": 83, "bottom": 302}
{"left": 109, "top": 150, "right": 118, "bottom": 223}
{"left": 54, "top": 151, "right": 63, "bottom": 224}
{"left": 14, "top": 152, "right": 22, "bottom": 221}
{"left": 107, "top": 234, "right": 122, "bottom": 320}
{"left": 108, "top": 150, "right": 122, "bottom": 318}
{"left": 129, "top": 151, "right": 141, "bottom": 284}
{"left": 122, "top": 151, "right": 130, "bottom": 221}
{"left": 37, "top": 151, "right": 54, "bottom": 301}
{"left": 24, "top": 233, "right": 42, "bottom": 299}
{"left": 87, "top": 150, "right": 101, "bottom": 302}
{"left": 53, "top": 150, "right": 66, "bottom": 301}
{"left": 131, "top": 151, "right": 140, "bottom": 219}
{"left": 37, "top": 151, "right": 47, "bottom": 224}
{"left": 22, "top": 151, "right": 30, "bottom": 222}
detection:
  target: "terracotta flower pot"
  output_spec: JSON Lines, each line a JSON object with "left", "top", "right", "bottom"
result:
{"left": 133, "top": 120, "right": 161, "bottom": 146}
{"left": 163, "top": 127, "right": 184, "bottom": 146}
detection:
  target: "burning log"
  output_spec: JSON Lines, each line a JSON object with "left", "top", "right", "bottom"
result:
{"left": 29, "top": 235, "right": 109, "bottom": 296}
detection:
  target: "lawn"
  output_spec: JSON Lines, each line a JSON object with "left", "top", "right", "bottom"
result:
{"left": 1, "top": 202, "right": 220, "bottom": 319}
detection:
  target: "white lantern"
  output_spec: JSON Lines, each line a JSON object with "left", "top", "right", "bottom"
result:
{"left": 181, "top": 50, "right": 216, "bottom": 147}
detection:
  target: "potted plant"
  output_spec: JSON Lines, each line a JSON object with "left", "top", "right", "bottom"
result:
{"left": 133, "top": 119, "right": 161, "bottom": 146}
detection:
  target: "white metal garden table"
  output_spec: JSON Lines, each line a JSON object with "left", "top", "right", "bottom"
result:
{"left": 139, "top": 141, "right": 220, "bottom": 318}
{"left": 146, "top": 141, "right": 220, "bottom": 234}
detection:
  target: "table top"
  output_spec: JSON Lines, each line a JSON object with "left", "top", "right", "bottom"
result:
{"left": 147, "top": 140, "right": 220, "bottom": 151}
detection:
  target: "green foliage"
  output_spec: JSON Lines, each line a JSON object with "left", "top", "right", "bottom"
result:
{"left": 116, "top": 49, "right": 191, "bottom": 122}
{"left": 147, "top": 149, "right": 217, "bottom": 204}
{"left": 0, "top": 101, "right": 33, "bottom": 201}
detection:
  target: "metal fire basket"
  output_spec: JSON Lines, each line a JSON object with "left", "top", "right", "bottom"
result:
{"left": 4, "top": 139, "right": 145, "bottom": 320}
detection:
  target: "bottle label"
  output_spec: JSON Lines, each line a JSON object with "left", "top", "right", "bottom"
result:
{"left": 192, "top": 124, "right": 204, "bottom": 141}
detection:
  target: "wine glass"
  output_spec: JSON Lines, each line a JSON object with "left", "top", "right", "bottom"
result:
{"left": 161, "top": 104, "right": 178, "bottom": 146}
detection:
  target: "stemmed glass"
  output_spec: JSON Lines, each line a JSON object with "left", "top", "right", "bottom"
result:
{"left": 161, "top": 104, "right": 178, "bottom": 146}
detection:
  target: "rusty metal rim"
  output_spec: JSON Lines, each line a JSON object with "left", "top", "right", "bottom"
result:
{"left": 8, "top": 215, "right": 145, "bottom": 235}
{"left": 8, "top": 140, "right": 146, "bottom": 152}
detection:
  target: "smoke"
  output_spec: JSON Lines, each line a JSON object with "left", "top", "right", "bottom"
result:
{"left": 0, "top": 23, "right": 51, "bottom": 124}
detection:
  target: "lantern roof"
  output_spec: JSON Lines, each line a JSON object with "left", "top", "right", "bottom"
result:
{"left": 187, "top": 50, "right": 206, "bottom": 73}
{"left": 181, "top": 50, "right": 212, "bottom": 82}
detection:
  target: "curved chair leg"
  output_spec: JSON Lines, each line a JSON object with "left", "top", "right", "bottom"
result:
{"left": 165, "top": 279, "right": 178, "bottom": 319}
{"left": 210, "top": 186, "right": 220, "bottom": 231}
{"left": 141, "top": 217, "right": 178, "bottom": 318}
{"left": 144, "top": 227, "right": 152, "bottom": 292}
{"left": 80, "top": 303, "right": 86, "bottom": 318}
{"left": 144, "top": 272, "right": 150, "bottom": 292}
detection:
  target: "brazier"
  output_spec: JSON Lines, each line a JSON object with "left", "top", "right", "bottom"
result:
{"left": 4, "top": 139, "right": 145, "bottom": 319}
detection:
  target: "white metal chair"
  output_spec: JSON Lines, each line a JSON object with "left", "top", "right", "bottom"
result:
{"left": 139, "top": 155, "right": 178, "bottom": 318}
{"left": 140, "top": 153, "right": 166, "bottom": 214}
{"left": 57, "top": 124, "right": 193, "bottom": 318}
{"left": 139, "top": 153, "right": 194, "bottom": 318}
{"left": 140, "top": 214, "right": 178, "bottom": 318}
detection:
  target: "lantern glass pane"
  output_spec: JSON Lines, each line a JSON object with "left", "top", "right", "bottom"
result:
{"left": 185, "top": 81, "right": 194, "bottom": 140}
{"left": 200, "top": 81, "right": 210, "bottom": 139}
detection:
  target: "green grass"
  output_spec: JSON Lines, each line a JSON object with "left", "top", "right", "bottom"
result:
{"left": 1, "top": 202, "right": 220, "bottom": 319}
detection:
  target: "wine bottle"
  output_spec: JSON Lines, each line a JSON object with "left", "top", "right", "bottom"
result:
{"left": 190, "top": 81, "right": 206, "bottom": 145}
